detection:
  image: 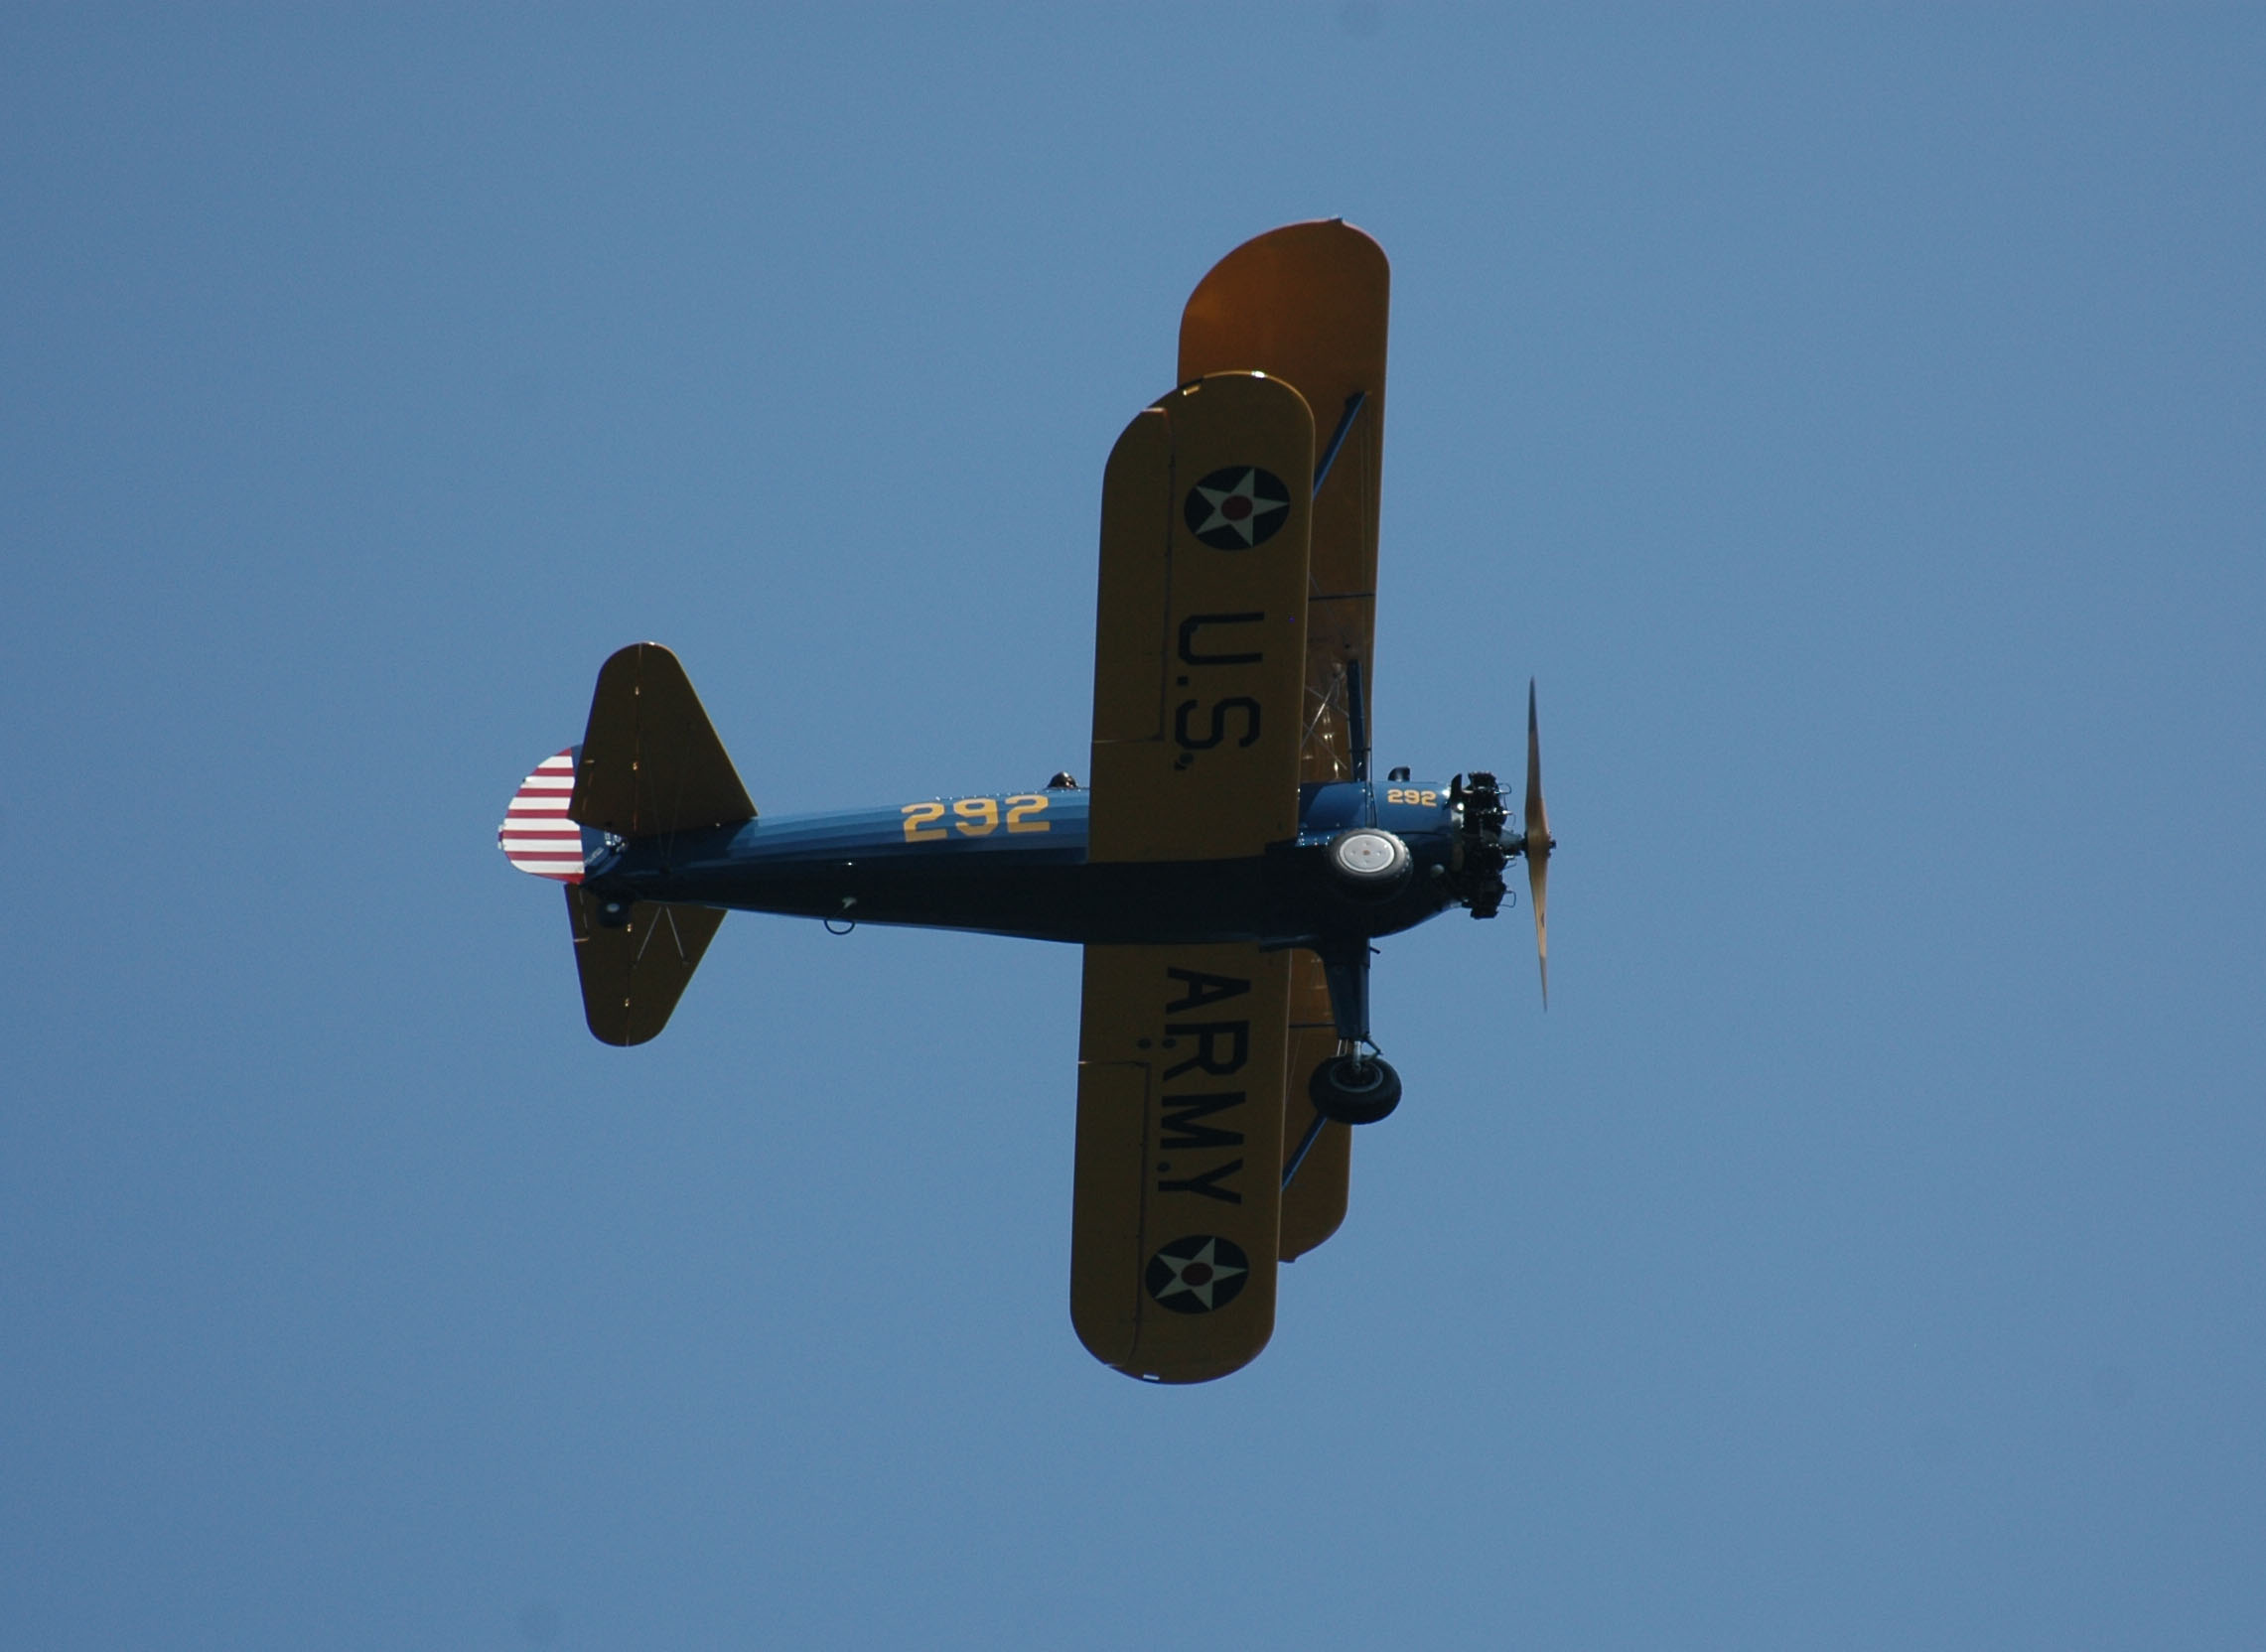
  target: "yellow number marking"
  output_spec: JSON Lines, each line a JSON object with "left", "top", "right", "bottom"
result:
{"left": 910, "top": 794, "right": 1052, "bottom": 841}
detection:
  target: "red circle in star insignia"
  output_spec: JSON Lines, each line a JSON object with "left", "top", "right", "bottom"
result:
{"left": 1145, "top": 1235, "right": 1251, "bottom": 1313}
{"left": 1184, "top": 467, "right": 1291, "bottom": 550}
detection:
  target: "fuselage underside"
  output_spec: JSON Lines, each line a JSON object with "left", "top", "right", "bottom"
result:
{"left": 579, "top": 780, "right": 1472, "bottom": 948}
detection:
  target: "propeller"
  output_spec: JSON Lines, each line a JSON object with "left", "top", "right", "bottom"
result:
{"left": 1523, "top": 678, "right": 1553, "bottom": 1007}
{"left": 1445, "top": 688, "right": 1554, "bottom": 1000}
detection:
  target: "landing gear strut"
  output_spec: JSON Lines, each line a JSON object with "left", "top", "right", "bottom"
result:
{"left": 1283, "top": 937, "right": 1402, "bottom": 1189}
{"left": 1310, "top": 936, "right": 1401, "bottom": 1126}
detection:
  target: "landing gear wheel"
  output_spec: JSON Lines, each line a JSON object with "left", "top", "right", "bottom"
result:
{"left": 1309, "top": 1054, "right": 1402, "bottom": 1125}
{"left": 1326, "top": 828, "right": 1412, "bottom": 897}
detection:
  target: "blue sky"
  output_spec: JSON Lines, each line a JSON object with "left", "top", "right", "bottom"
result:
{"left": 4, "top": 7, "right": 2262, "bottom": 1648}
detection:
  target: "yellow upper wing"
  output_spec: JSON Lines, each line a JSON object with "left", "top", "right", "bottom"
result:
{"left": 1179, "top": 220, "right": 1390, "bottom": 787}
{"left": 1280, "top": 948, "right": 1351, "bottom": 1260}
{"left": 1180, "top": 221, "right": 1390, "bottom": 1256}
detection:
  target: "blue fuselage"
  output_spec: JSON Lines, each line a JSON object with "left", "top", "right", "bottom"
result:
{"left": 582, "top": 780, "right": 1467, "bottom": 948}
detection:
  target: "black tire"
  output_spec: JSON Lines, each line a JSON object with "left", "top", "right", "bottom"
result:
{"left": 1309, "top": 1054, "right": 1402, "bottom": 1125}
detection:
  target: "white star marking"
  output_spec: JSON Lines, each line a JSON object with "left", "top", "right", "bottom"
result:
{"left": 1190, "top": 470, "right": 1289, "bottom": 545}
{"left": 1151, "top": 1238, "right": 1247, "bottom": 1309}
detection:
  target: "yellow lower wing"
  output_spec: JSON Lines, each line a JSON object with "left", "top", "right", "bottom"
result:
{"left": 1072, "top": 943, "right": 1291, "bottom": 1383}
{"left": 1072, "top": 370, "right": 1316, "bottom": 1381}
{"left": 1088, "top": 371, "right": 1314, "bottom": 862}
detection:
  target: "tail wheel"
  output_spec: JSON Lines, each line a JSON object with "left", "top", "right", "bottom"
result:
{"left": 1309, "top": 1054, "right": 1402, "bottom": 1125}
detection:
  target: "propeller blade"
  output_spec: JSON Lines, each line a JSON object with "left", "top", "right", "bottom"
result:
{"left": 1524, "top": 678, "right": 1551, "bottom": 1008}
{"left": 1529, "top": 846, "right": 1549, "bottom": 1008}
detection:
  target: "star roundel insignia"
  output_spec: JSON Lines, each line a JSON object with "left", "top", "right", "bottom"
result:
{"left": 1183, "top": 467, "right": 1291, "bottom": 550}
{"left": 1144, "top": 1234, "right": 1251, "bottom": 1314}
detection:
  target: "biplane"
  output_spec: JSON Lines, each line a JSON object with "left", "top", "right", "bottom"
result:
{"left": 497, "top": 221, "right": 1553, "bottom": 1383}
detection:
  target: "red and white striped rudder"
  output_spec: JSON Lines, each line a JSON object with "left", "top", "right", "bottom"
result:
{"left": 496, "top": 749, "right": 587, "bottom": 883}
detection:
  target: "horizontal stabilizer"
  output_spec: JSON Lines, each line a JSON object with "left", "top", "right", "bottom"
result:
{"left": 565, "top": 888, "right": 725, "bottom": 1046}
{"left": 571, "top": 643, "right": 756, "bottom": 839}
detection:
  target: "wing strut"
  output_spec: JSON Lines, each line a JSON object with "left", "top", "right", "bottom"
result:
{"left": 1345, "top": 656, "right": 1371, "bottom": 788}
{"left": 1282, "top": 1107, "right": 1332, "bottom": 1190}
{"left": 1312, "top": 390, "right": 1367, "bottom": 497}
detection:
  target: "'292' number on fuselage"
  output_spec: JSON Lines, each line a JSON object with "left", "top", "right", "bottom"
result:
{"left": 901, "top": 795, "right": 1053, "bottom": 842}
